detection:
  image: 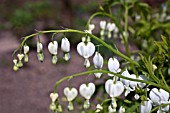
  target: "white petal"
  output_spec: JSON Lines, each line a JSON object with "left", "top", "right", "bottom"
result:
{"left": 61, "top": 38, "right": 70, "bottom": 52}
{"left": 108, "top": 57, "right": 120, "bottom": 73}
{"left": 48, "top": 41, "right": 58, "bottom": 55}
{"left": 120, "top": 69, "right": 130, "bottom": 86}
{"left": 50, "top": 93, "right": 58, "bottom": 102}
{"left": 139, "top": 100, "right": 152, "bottom": 113}
{"left": 17, "top": 54, "right": 24, "bottom": 60}
{"left": 110, "top": 81, "right": 124, "bottom": 97}
{"left": 37, "top": 42, "right": 43, "bottom": 53}
{"left": 79, "top": 83, "right": 95, "bottom": 100}
{"left": 100, "top": 21, "right": 106, "bottom": 29}
{"left": 159, "top": 89, "right": 169, "bottom": 101}
{"left": 93, "top": 52, "right": 103, "bottom": 69}
{"left": 149, "top": 88, "right": 161, "bottom": 105}
{"left": 64, "top": 87, "right": 78, "bottom": 101}
{"left": 24, "top": 45, "right": 29, "bottom": 54}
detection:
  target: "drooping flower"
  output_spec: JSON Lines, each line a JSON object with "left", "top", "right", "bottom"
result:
{"left": 107, "top": 22, "right": 116, "bottom": 32}
{"left": 50, "top": 92, "right": 59, "bottom": 103}
{"left": 105, "top": 79, "right": 124, "bottom": 98}
{"left": 139, "top": 100, "right": 152, "bottom": 113}
{"left": 48, "top": 41, "right": 58, "bottom": 55}
{"left": 64, "top": 87, "right": 78, "bottom": 111}
{"left": 17, "top": 54, "right": 24, "bottom": 68}
{"left": 108, "top": 57, "right": 121, "bottom": 76}
{"left": 93, "top": 52, "right": 104, "bottom": 78}
{"left": 61, "top": 37, "right": 70, "bottom": 61}
{"left": 100, "top": 21, "right": 106, "bottom": 30}
{"left": 13, "top": 59, "right": 18, "bottom": 71}
{"left": 48, "top": 41, "right": 58, "bottom": 64}
{"left": 37, "top": 42, "right": 44, "bottom": 62}
{"left": 37, "top": 42, "right": 43, "bottom": 53}
{"left": 77, "top": 41, "right": 95, "bottom": 68}
{"left": 79, "top": 82, "right": 95, "bottom": 109}
{"left": 150, "top": 88, "right": 169, "bottom": 105}
{"left": 23, "top": 45, "right": 29, "bottom": 62}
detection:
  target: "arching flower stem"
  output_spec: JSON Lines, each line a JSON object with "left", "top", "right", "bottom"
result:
{"left": 53, "top": 69, "right": 170, "bottom": 94}
{"left": 13, "top": 29, "right": 139, "bottom": 66}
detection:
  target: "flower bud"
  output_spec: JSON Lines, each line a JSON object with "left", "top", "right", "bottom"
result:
{"left": 61, "top": 37, "right": 70, "bottom": 52}
{"left": 100, "top": 21, "right": 106, "bottom": 29}
{"left": 24, "top": 45, "right": 29, "bottom": 54}
{"left": 37, "top": 42, "right": 43, "bottom": 53}
{"left": 48, "top": 41, "right": 58, "bottom": 55}
{"left": 17, "top": 54, "right": 24, "bottom": 61}
{"left": 50, "top": 93, "right": 58, "bottom": 103}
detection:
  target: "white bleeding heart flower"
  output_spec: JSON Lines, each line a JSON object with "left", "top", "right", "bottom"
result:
{"left": 77, "top": 41, "right": 95, "bottom": 59}
{"left": 17, "top": 54, "right": 24, "bottom": 60}
{"left": 88, "top": 24, "right": 95, "bottom": 31}
{"left": 139, "top": 100, "right": 152, "bottom": 113}
{"left": 13, "top": 59, "right": 17, "bottom": 65}
{"left": 61, "top": 37, "right": 70, "bottom": 52}
{"left": 105, "top": 79, "right": 124, "bottom": 98}
{"left": 37, "top": 42, "right": 43, "bottom": 53}
{"left": 159, "top": 89, "right": 169, "bottom": 101}
{"left": 107, "top": 22, "right": 116, "bottom": 32}
{"left": 48, "top": 41, "right": 58, "bottom": 55}
{"left": 100, "top": 20, "right": 106, "bottom": 29}
{"left": 119, "top": 106, "right": 125, "bottom": 113}
{"left": 23, "top": 45, "right": 29, "bottom": 54}
{"left": 149, "top": 88, "right": 169, "bottom": 106}
{"left": 77, "top": 41, "right": 95, "bottom": 68}
{"left": 79, "top": 82, "right": 95, "bottom": 100}
{"left": 64, "top": 87, "right": 78, "bottom": 102}
{"left": 108, "top": 57, "right": 121, "bottom": 73}
{"left": 50, "top": 92, "right": 58, "bottom": 102}
{"left": 93, "top": 52, "right": 103, "bottom": 69}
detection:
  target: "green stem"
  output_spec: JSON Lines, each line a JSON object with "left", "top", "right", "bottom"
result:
{"left": 150, "top": 103, "right": 170, "bottom": 113}
{"left": 13, "top": 29, "right": 139, "bottom": 66}
{"left": 124, "top": 5, "right": 130, "bottom": 57}
{"left": 53, "top": 69, "right": 170, "bottom": 93}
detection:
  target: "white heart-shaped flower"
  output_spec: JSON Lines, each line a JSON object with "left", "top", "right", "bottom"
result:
{"left": 37, "top": 42, "right": 43, "bottom": 53}
{"left": 64, "top": 87, "right": 78, "bottom": 101}
{"left": 100, "top": 21, "right": 106, "bottom": 29}
{"left": 93, "top": 52, "right": 103, "bottom": 69}
{"left": 88, "top": 24, "right": 95, "bottom": 31}
{"left": 77, "top": 41, "right": 95, "bottom": 59}
{"left": 61, "top": 38, "right": 70, "bottom": 52}
{"left": 139, "top": 100, "right": 152, "bottom": 113}
{"left": 17, "top": 54, "right": 24, "bottom": 60}
{"left": 159, "top": 89, "right": 169, "bottom": 101}
{"left": 50, "top": 92, "right": 58, "bottom": 102}
{"left": 24, "top": 45, "right": 29, "bottom": 54}
{"left": 48, "top": 41, "right": 58, "bottom": 55}
{"left": 107, "top": 22, "right": 116, "bottom": 31}
{"left": 108, "top": 57, "right": 121, "bottom": 73}
{"left": 149, "top": 88, "right": 161, "bottom": 105}
{"left": 13, "top": 59, "right": 17, "bottom": 65}
{"left": 105, "top": 79, "right": 124, "bottom": 98}
{"left": 79, "top": 83, "right": 95, "bottom": 100}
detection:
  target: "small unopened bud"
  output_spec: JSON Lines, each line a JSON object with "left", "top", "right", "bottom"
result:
{"left": 49, "top": 102, "right": 56, "bottom": 111}
{"left": 152, "top": 64, "right": 157, "bottom": 71}
{"left": 50, "top": 93, "right": 58, "bottom": 102}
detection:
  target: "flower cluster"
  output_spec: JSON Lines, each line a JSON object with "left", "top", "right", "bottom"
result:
{"left": 13, "top": 36, "right": 70, "bottom": 71}
{"left": 100, "top": 20, "right": 118, "bottom": 40}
